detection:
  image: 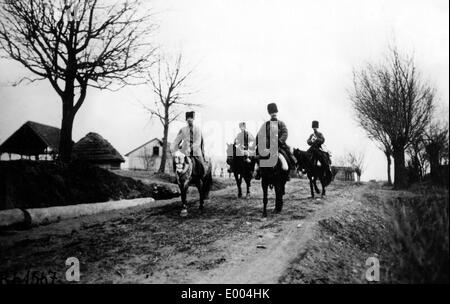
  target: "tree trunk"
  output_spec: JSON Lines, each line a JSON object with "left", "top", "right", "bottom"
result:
{"left": 427, "top": 143, "right": 440, "bottom": 184}
{"left": 59, "top": 101, "right": 75, "bottom": 163}
{"left": 158, "top": 117, "right": 170, "bottom": 173}
{"left": 386, "top": 152, "right": 392, "bottom": 186}
{"left": 393, "top": 144, "right": 408, "bottom": 189}
{"left": 59, "top": 47, "right": 78, "bottom": 163}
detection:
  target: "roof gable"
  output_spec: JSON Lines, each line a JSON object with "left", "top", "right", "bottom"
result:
{"left": 125, "top": 138, "right": 170, "bottom": 157}
{"left": 0, "top": 121, "right": 60, "bottom": 155}
{"left": 26, "top": 121, "right": 60, "bottom": 151}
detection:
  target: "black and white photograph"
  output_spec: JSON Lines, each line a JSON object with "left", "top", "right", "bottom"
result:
{"left": 0, "top": 0, "right": 448, "bottom": 295}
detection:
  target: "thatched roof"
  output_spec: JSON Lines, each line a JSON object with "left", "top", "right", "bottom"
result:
{"left": 0, "top": 121, "right": 60, "bottom": 155}
{"left": 72, "top": 133, "right": 124, "bottom": 163}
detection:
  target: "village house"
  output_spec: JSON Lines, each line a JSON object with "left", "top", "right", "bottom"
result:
{"left": 72, "top": 132, "right": 125, "bottom": 170}
{"left": 125, "top": 138, "right": 173, "bottom": 172}
{"left": 331, "top": 166, "right": 356, "bottom": 182}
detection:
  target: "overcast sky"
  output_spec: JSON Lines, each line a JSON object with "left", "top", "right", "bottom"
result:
{"left": 0, "top": 0, "right": 448, "bottom": 180}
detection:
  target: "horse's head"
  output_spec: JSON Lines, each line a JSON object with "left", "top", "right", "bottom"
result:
{"left": 173, "top": 151, "right": 190, "bottom": 175}
{"left": 293, "top": 148, "right": 308, "bottom": 170}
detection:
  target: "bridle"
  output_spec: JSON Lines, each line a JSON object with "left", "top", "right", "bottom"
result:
{"left": 174, "top": 151, "right": 191, "bottom": 177}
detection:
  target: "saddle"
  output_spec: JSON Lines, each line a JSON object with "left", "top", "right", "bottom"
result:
{"left": 189, "top": 156, "right": 210, "bottom": 179}
{"left": 308, "top": 147, "right": 331, "bottom": 166}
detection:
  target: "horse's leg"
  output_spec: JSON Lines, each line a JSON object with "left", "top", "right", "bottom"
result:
{"left": 262, "top": 179, "right": 268, "bottom": 217}
{"left": 313, "top": 174, "right": 320, "bottom": 194}
{"left": 309, "top": 176, "right": 315, "bottom": 198}
{"left": 245, "top": 175, "right": 251, "bottom": 199}
{"left": 235, "top": 172, "right": 242, "bottom": 198}
{"left": 320, "top": 178, "right": 326, "bottom": 197}
{"left": 314, "top": 182, "right": 320, "bottom": 194}
{"left": 274, "top": 183, "right": 283, "bottom": 213}
{"left": 180, "top": 184, "right": 188, "bottom": 217}
{"left": 197, "top": 180, "right": 205, "bottom": 212}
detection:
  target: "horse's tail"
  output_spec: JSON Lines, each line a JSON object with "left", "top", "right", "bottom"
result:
{"left": 323, "top": 167, "right": 333, "bottom": 187}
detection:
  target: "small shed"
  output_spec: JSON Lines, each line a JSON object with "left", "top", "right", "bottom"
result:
{"left": 331, "top": 166, "right": 356, "bottom": 181}
{"left": 72, "top": 132, "right": 124, "bottom": 170}
{"left": 0, "top": 121, "right": 61, "bottom": 160}
{"left": 125, "top": 138, "right": 172, "bottom": 172}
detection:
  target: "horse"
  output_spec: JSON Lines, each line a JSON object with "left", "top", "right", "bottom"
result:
{"left": 293, "top": 148, "right": 333, "bottom": 198}
{"left": 258, "top": 151, "right": 290, "bottom": 217}
{"left": 226, "top": 143, "right": 256, "bottom": 199}
{"left": 173, "top": 151, "right": 213, "bottom": 217}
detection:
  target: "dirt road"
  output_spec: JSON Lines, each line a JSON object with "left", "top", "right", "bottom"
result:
{"left": 0, "top": 179, "right": 388, "bottom": 284}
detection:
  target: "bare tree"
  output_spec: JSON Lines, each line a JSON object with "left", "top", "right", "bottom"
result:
{"left": 346, "top": 151, "right": 365, "bottom": 182}
{"left": 144, "top": 53, "right": 197, "bottom": 173}
{"left": 351, "top": 47, "right": 435, "bottom": 189}
{"left": 0, "top": 0, "right": 156, "bottom": 161}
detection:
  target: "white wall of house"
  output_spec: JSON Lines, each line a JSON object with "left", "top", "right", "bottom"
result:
{"left": 127, "top": 139, "right": 172, "bottom": 172}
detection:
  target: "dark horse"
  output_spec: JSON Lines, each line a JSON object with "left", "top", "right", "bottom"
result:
{"left": 226, "top": 143, "right": 256, "bottom": 198}
{"left": 258, "top": 152, "right": 289, "bottom": 217}
{"left": 173, "top": 151, "right": 213, "bottom": 217}
{"left": 293, "top": 148, "right": 332, "bottom": 198}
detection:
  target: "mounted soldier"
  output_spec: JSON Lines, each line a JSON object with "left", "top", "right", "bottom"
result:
{"left": 171, "top": 111, "right": 212, "bottom": 217}
{"left": 255, "top": 103, "right": 296, "bottom": 180}
{"left": 229, "top": 122, "right": 255, "bottom": 166}
{"left": 226, "top": 122, "right": 257, "bottom": 198}
{"left": 171, "top": 111, "right": 207, "bottom": 177}
{"left": 307, "top": 120, "right": 331, "bottom": 169}
{"left": 228, "top": 122, "right": 253, "bottom": 172}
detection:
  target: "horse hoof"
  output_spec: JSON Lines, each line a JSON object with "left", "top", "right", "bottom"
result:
{"left": 180, "top": 209, "right": 188, "bottom": 217}
{"left": 262, "top": 212, "right": 267, "bottom": 218}
{"left": 238, "top": 193, "right": 242, "bottom": 198}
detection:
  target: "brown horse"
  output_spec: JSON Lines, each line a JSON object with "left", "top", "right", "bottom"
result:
{"left": 226, "top": 143, "right": 256, "bottom": 199}
{"left": 293, "top": 148, "right": 332, "bottom": 198}
{"left": 173, "top": 151, "right": 212, "bottom": 217}
{"left": 258, "top": 153, "right": 289, "bottom": 217}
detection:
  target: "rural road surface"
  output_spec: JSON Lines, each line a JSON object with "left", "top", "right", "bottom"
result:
{"left": 0, "top": 179, "right": 367, "bottom": 284}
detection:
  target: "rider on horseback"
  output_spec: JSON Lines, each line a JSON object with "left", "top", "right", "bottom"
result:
{"left": 227, "top": 122, "right": 255, "bottom": 173}
{"left": 255, "top": 103, "right": 296, "bottom": 180}
{"left": 171, "top": 111, "right": 207, "bottom": 177}
{"left": 234, "top": 122, "right": 255, "bottom": 162}
{"left": 307, "top": 120, "right": 331, "bottom": 170}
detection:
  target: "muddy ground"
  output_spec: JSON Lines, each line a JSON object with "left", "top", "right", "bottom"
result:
{"left": 0, "top": 179, "right": 421, "bottom": 284}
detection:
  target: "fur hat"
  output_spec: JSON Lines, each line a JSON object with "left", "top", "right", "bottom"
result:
{"left": 267, "top": 103, "right": 278, "bottom": 114}
{"left": 312, "top": 120, "right": 319, "bottom": 128}
{"left": 239, "top": 122, "right": 246, "bottom": 128}
{"left": 185, "top": 111, "right": 195, "bottom": 120}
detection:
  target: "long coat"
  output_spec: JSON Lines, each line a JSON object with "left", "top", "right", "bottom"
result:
{"left": 234, "top": 130, "right": 256, "bottom": 154}
{"left": 171, "top": 125, "right": 205, "bottom": 159}
{"left": 307, "top": 131, "right": 325, "bottom": 149}
{"left": 256, "top": 118, "right": 289, "bottom": 151}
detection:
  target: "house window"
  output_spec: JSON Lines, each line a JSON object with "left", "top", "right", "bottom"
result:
{"left": 153, "top": 146, "right": 160, "bottom": 156}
